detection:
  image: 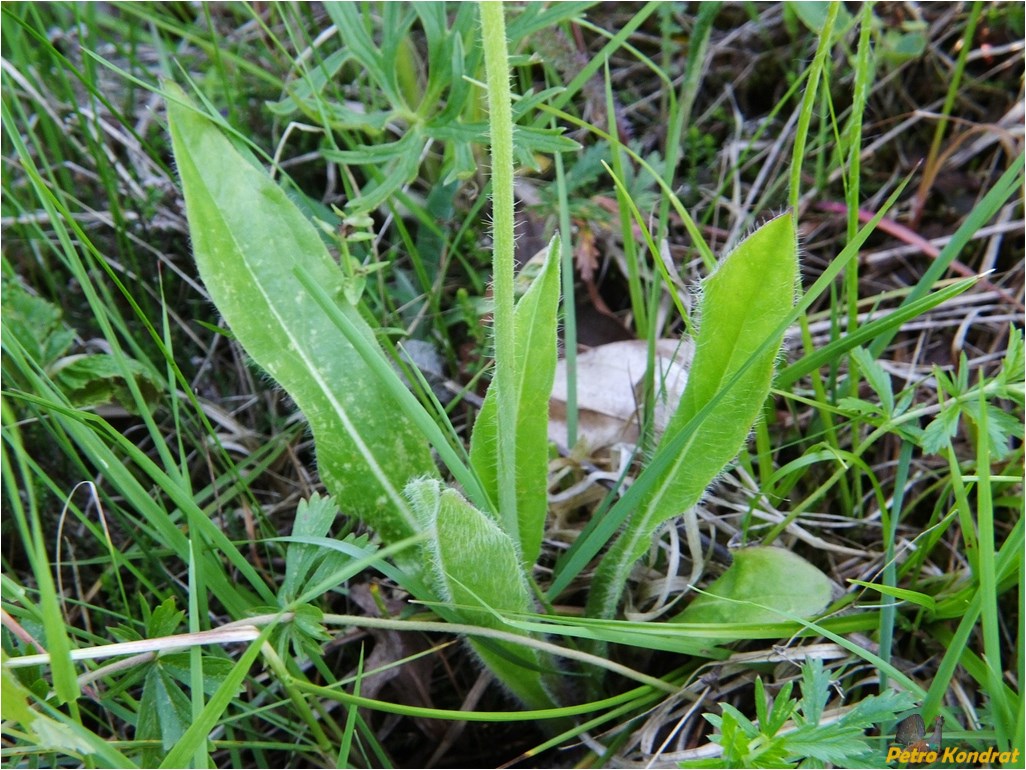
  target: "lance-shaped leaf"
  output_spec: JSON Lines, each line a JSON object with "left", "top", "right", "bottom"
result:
{"left": 587, "top": 212, "right": 798, "bottom": 619}
{"left": 406, "top": 478, "right": 558, "bottom": 710}
{"left": 165, "top": 83, "right": 437, "bottom": 568}
{"left": 469, "top": 238, "right": 560, "bottom": 566}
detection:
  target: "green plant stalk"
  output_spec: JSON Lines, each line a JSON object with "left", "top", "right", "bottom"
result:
{"left": 973, "top": 379, "right": 1010, "bottom": 747}
{"left": 467, "top": 239, "right": 560, "bottom": 566}
{"left": 187, "top": 542, "right": 206, "bottom": 769}
{"left": 845, "top": 3, "right": 875, "bottom": 358}
{"left": 479, "top": 1, "right": 519, "bottom": 544}
{"left": 553, "top": 148, "right": 578, "bottom": 447}
{"left": 337, "top": 649, "right": 363, "bottom": 767}
{"left": 789, "top": 1, "right": 837, "bottom": 211}
{"left": 519, "top": 682, "right": 670, "bottom": 762}
{"left": 915, "top": 1, "right": 983, "bottom": 222}
{"left": 790, "top": 2, "right": 852, "bottom": 513}
{"left": 657, "top": 1, "right": 717, "bottom": 246}
{"left": 259, "top": 642, "right": 333, "bottom": 755}
{"left": 879, "top": 440, "right": 913, "bottom": 692}
{"left": 604, "top": 61, "right": 649, "bottom": 340}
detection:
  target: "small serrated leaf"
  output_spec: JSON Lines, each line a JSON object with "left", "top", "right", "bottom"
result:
{"left": 851, "top": 347, "right": 893, "bottom": 416}
{"left": 965, "top": 401, "right": 1024, "bottom": 460}
{"left": 146, "top": 597, "right": 185, "bottom": 639}
{"left": 921, "top": 405, "right": 960, "bottom": 455}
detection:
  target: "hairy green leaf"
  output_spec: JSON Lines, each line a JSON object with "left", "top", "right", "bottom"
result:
{"left": 406, "top": 478, "right": 558, "bottom": 710}
{"left": 588, "top": 213, "right": 798, "bottom": 619}
{"left": 165, "top": 83, "right": 437, "bottom": 570}
{"left": 469, "top": 238, "right": 560, "bottom": 565}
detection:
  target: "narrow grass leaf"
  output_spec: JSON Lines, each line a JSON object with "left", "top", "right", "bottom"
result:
{"left": 868, "top": 153, "right": 1023, "bottom": 358}
{"left": 847, "top": 580, "right": 937, "bottom": 613}
{"left": 777, "top": 276, "right": 978, "bottom": 389}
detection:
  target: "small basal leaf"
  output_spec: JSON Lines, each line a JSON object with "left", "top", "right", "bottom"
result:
{"left": 672, "top": 547, "right": 834, "bottom": 640}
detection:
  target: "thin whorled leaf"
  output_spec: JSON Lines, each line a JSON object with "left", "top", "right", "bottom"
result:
{"left": 406, "top": 478, "right": 558, "bottom": 710}
{"left": 165, "top": 83, "right": 437, "bottom": 570}
{"left": 588, "top": 213, "right": 798, "bottom": 619}
{"left": 469, "top": 238, "right": 560, "bottom": 565}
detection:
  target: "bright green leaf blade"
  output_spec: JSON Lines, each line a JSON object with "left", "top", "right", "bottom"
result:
{"left": 469, "top": 237, "right": 561, "bottom": 564}
{"left": 165, "top": 83, "right": 437, "bottom": 567}
{"left": 407, "top": 479, "right": 558, "bottom": 710}
{"left": 848, "top": 579, "right": 937, "bottom": 612}
{"left": 672, "top": 547, "right": 834, "bottom": 645}
{"left": 588, "top": 212, "right": 798, "bottom": 619}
